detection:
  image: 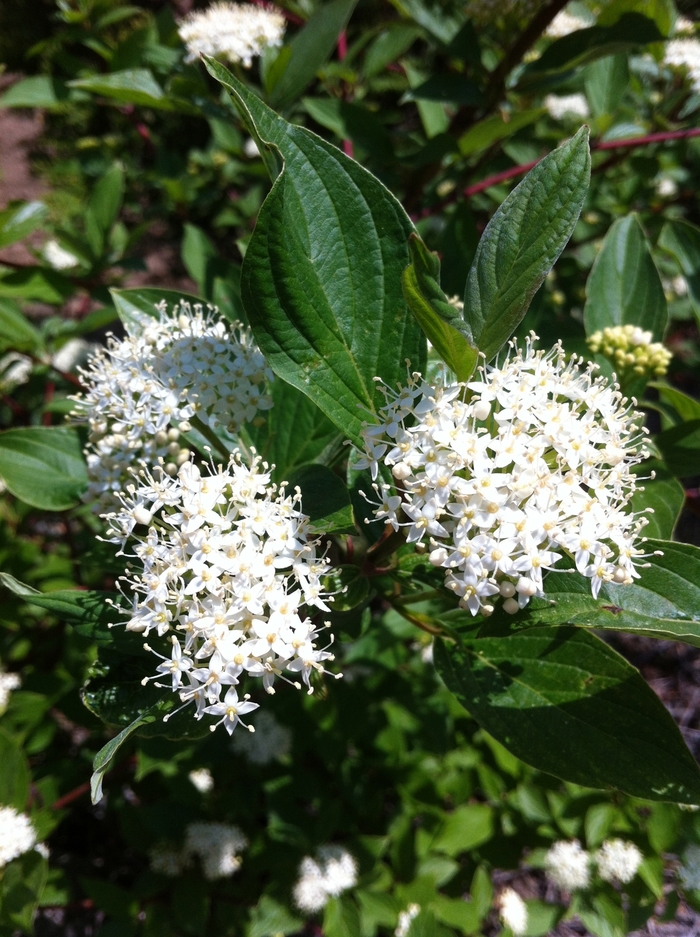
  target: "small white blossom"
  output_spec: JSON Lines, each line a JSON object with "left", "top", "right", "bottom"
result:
{"left": 179, "top": 2, "right": 285, "bottom": 68}
{"left": 545, "top": 839, "right": 591, "bottom": 891}
{"left": 0, "top": 352, "right": 32, "bottom": 394}
{"left": 544, "top": 93, "right": 590, "bottom": 121}
{"left": 395, "top": 903, "right": 420, "bottom": 937}
{"left": 656, "top": 177, "right": 678, "bottom": 198}
{"left": 665, "top": 37, "right": 700, "bottom": 92}
{"left": 0, "top": 806, "right": 37, "bottom": 867}
{"left": 184, "top": 822, "right": 247, "bottom": 880}
{"left": 43, "top": 239, "right": 79, "bottom": 270}
{"left": 595, "top": 838, "right": 642, "bottom": 884}
{"left": 244, "top": 137, "right": 260, "bottom": 158}
{"left": 52, "top": 338, "right": 92, "bottom": 374}
{"left": 679, "top": 844, "right": 700, "bottom": 890}
{"left": 232, "top": 709, "right": 291, "bottom": 764}
{"left": 293, "top": 846, "right": 358, "bottom": 913}
{"left": 498, "top": 888, "right": 528, "bottom": 936}
{"left": 0, "top": 669, "right": 21, "bottom": 711}
{"left": 188, "top": 768, "right": 214, "bottom": 793}
{"left": 546, "top": 9, "right": 591, "bottom": 37}
{"left": 359, "top": 336, "right": 650, "bottom": 616}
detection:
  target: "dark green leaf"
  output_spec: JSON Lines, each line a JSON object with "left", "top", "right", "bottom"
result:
{"left": 658, "top": 219, "right": 700, "bottom": 324}
{"left": 0, "top": 850, "right": 48, "bottom": 935}
{"left": 0, "top": 76, "right": 71, "bottom": 108}
{"left": 0, "top": 426, "right": 87, "bottom": 510}
{"left": 90, "top": 709, "right": 158, "bottom": 804}
{"left": 649, "top": 381, "right": 700, "bottom": 422}
{"left": 180, "top": 224, "right": 244, "bottom": 318}
{"left": 655, "top": 419, "right": 700, "bottom": 479}
{"left": 457, "top": 109, "right": 546, "bottom": 158}
{"left": 463, "top": 128, "right": 590, "bottom": 361}
{"left": 407, "top": 73, "right": 483, "bottom": 106}
{"left": 301, "top": 98, "right": 394, "bottom": 163}
{"left": 110, "top": 286, "right": 204, "bottom": 333}
{"left": 391, "top": 0, "right": 464, "bottom": 43}
{"left": 322, "top": 565, "right": 369, "bottom": 612}
{"left": 629, "top": 460, "right": 684, "bottom": 539}
{"left": 269, "top": 0, "right": 357, "bottom": 109}
{"left": 430, "top": 804, "right": 493, "bottom": 855}
{"left": 0, "top": 298, "right": 43, "bottom": 352}
{"left": 69, "top": 69, "right": 170, "bottom": 108}
{"left": 402, "top": 233, "right": 478, "bottom": 381}
{"left": 0, "top": 728, "right": 30, "bottom": 810}
{"left": 584, "top": 54, "right": 629, "bottom": 117}
{"left": 584, "top": 214, "right": 667, "bottom": 340}
{"left": 248, "top": 896, "right": 303, "bottom": 937}
{"left": 364, "top": 25, "right": 421, "bottom": 77}
{"left": 434, "top": 626, "right": 700, "bottom": 802}
{"left": 0, "top": 201, "right": 47, "bottom": 249}
{"left": 206, "top": 59, "right": 426, "bottom": 447}
{"left": 324, "top": 896, "right": 362, "bottom": 937}
{"left": 287, "top": 464, "right": 355, "bottom": 535}
{"left": 85, "top": 165, "right": 124, "bottom": 256}
{"left": 0, "top": 267, "right": 73, "bottom": 304}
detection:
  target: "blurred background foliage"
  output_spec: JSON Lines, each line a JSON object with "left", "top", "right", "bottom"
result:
{"left": 3, "top": 0, "right": 700, "bottom": 935}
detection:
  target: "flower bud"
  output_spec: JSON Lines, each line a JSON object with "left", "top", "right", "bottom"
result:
{"left": 502, "top": 597, "right": 519, "bottom": 614}
{"left": 472, "top": 399, "right": 491, "bottom": 421}
{"left": 516, "top": 577, "right": 538, "bottom": 597}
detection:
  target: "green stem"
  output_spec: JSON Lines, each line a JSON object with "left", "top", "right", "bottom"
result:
{"left": 388, "top": 600, "right": 443, "bottom": 637}
{"left": 190, "top": 416, "right": 232, "bottom": 462}
{"left": 393, "top": 589, "right": 444, "bottom": 606}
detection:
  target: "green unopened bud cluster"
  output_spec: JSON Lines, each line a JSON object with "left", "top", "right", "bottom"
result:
{"left": 587, "top": 325, "right": 671, "bottom": 379}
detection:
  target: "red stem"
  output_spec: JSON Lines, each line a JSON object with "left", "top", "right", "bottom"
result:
{"left": 52, "top": 781, "right": 91, "bottom": 811}
{"left": 43, "top": 380, "right": 55, "bottom": 425}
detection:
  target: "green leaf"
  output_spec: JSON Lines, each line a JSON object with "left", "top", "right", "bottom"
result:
{"left": 0, "top": 76, "right": 70, "bottom": 108}
{"left": 0, "top": 298, "right": 43, "bottom": 352}
{"left": 584, "top": 54, "right": 629, "bottom": 117}
{"left": 364, "top": 25, "right": 422, "bottom": 77}
{"left": 0, "top": 850, "right": 48, "bottom": 935}
{"left": 403, "top": 62, "right": 449, "bottom": 138}
{"left": 287, "top": 463, "right": 355, "bottom": 535}
{"left": 269, "top": 0, "right": 357, "bottom": 109}
{"left": 390, "top": 0, "right": 464, "bottom": 44}
{"left": 407, "top": 73, "right": 483, "bottom": 106}
{"left": 434, "top": 626, "right": 700, "bottom": 803}
{"left": 69, "top": 69, "right": 170, "bottom": 108}
{"left": 0, "top": 267, "right": 73, "bottom": 304}
{"left": 0, "top": 728, "right": 30, "bottom": 810}
{"left": 629, "top": 460, "right": 684, "bottom": 540}
{"left": 180, "top": 225, "right": 244, "bottom": 317}
{"left": 301, "top": 98, "right": 394, "bottom": 163}
{"left": 655, "top": 419, "right": 700, "bottom": 478}
{"left": 457, "top": 109, "right": 546, "bottom": 159}
{"left": 431, "top": 804, "right": 494, "bottom": 855}
{"left": 0, "top": 573, "right": 124, "bottom": 646}
{"left": 90, "top": 709, "right": 158, "bottom": 804}
{"left": 248, "top": 896, "right": 303, "bottom": 937}
{"left": 205, "top": 58, "right": 426, "bottom": 447}
{"left": 248, "top": 380, "right": 341, "bottom": 484}
{"left": 658, "top": 220, "right": 700, "bottom": 324}
{"left": 85, "top": 164, "right": 124, "bottom": 256}
{"left": 110, "top": 286, "right": 204, "bottom": 334}
{"left": 402, "top": 233, "right": 478, "bottom": 381}
{"left": 322, "top": 565, "right": 369, "bottom": 612}
{"left": 324, "top": 896, "right": 362, "bottom": 937}
{"left": 649, "top": 381, "right": 700, "bottom": 422}
{"left": 0, "top": 426, "right": 87, "bottom": 510}
{"left": 583, "top": 214, "right": 667, "bottom": 340}
{"left": 463, "top": 128, "right": 590, "bottom": 361}
{"left": 0, "top": 201, "right": 47, "bottom": 249}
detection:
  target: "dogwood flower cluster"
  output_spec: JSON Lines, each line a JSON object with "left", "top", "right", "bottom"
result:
{"left": 293, "top": 846, "right": 358, "bottom": 913}
{"left": 0, "top": 668, "right": 21, "bottom": 711}
{"left": 395, "top": 903, "right": 421, "bottom": 937}
{"left": 595, "top": 839, "right": 643, "bottom": 884}
{"left": 545, "top": 840, "right": 591, "bottom": 891}
{"left": 358, "top": 336, "right": 650, "bottom": 616}
{"left": 498, "top": 888, "right": 528, "bottom": 936}
{"left": 107, "top": 453, "right": 337, "bottom": 732}
{"left": 150, "top": 822, "right": 247, "bottom": 880}
{"left": 232, "top": 709, "right": 292, "bottom": 763}
{"left": 73, "top": 300, "right": 273, "bottom": 514}
{"left": 544, "top": 93, "right": 590, "bottom": 121}
{"left": 178, "top": 2, "right": 285, "bottom": 67}
{"left": 587, "top": 324, "right": 672, "bottom": 380}
{"left": 0, "top": 806, "right": 37, "bottom": 868}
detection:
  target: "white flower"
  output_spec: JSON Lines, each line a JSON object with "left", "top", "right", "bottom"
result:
{"left": 595, "top": 838, "right": 642, "bottom": 884}
{"left": 52, "top": 338, "right": 91, "bottom": 374}
{"left": 184, "top": 822, "right": 247, "bottom": 880}
{"left": 498, "top": 888, "right": 528, "bottom": 936}
{"left": 0, "top": 669, "right": 21, "bottom": 711}
{"left": 0, "top": 352, "right": 32, "bottom": 393}
{"left": 150, "top": 843, "right": 188, "bottom": 877}
{"left": 72, "top": 299, "right": 273, "bottom": 515}
{"left": 545, "top": 839, "right": 591, "bottom": 891}
{"left": 293, "top": 846, "right": 358, "bottom": 913}
{"left": 232, "top": 709, "right": 291, "bottom": 764}
{"left": 179, "top": 2, "right": 285, "bottom": 68}
{"left": 544, "top": 93, "right": 590, "bottom": 121}
{"left": 0, "top": 806, "right": 37, "bottom": 867}
{"left": 665, "top": 37, "right": 700, "bottom": 92}
{"left": 656, "top": 177, "right": 678, "bottom": 198}
{"left": 679, "top": 844, "right": 700, "bottom": 890}
{"left": 395, "top": 903, "right": 420, "bottom": 937}
{"left": 244, "top": 137, "right": 260, "bottom": 158}
{"left": 43, "top": 239, "right": 79, "bottom": 270}
{"left": 359, "top": 335, "right": 650, "bottom": 616}
{"left": 107, "top": 453, "right": 337, "bottom": 733}
{"left": 188, "top": 768, "right": 214, "bottom": 793}
{"left": 546, "top": 9, "right": 591, "bottom": 38}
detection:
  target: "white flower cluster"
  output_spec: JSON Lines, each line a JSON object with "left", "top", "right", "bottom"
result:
{"left": 0, "top": 806, "right": 36, "bottom": 868}
{"left": 665, "top": 36, "right": 700, "bottom": 92}
{"left": 498, "top": 888, "right": 528, "bottom": 936}
{"left": 43, "top": 238, "right": 79, "bottom": 271}
{"left": 545, "top": 838, "right": 642, "bottom": 891}
{"left": 0, "top": 352, "right": 32, "bottom": 394}
{"left": 108, "top": 454, "right": 337, "bottom": 733}
{"left": 74, "top": 300, "right": 273, "bottom": 515}
{"left": 358, "top": 337, "right": 649, "bottom": 616}
{"left": 188, "top": 768, "right": 214, "bottom": 793}
{"left": 0, "top": 668, "right": 21, "bottom": 711}
{"left": 587, "top": 324, "right": 672, "bottom": 380}
{"left": 232, "top": 709, "right": 292, "bottom": 764}
{"left": 293, "top": 846, "right": 358, "bottom": 913}
{"left": 150, "top": 822, "right": 247, "bottom": 880}
{"left": 545, "top": 9, "right": 591, "bottom": 38}
{"left": 179, "top": 2, "right": 285, "bottom": 67}
{"left": 395, "top": 903, "right": 421, "bottom": 937}
{"left": 544, "top": 93, "right": 590, "bottom": 121}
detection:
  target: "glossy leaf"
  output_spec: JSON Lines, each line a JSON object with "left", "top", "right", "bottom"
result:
{"left": 0, "top": 728, "right": 30, "bottom": 810}
{"left": 402, "top": 234, "right": 478, "bottom": 381}
{"left": 269, "top": 0, "right": 357, "bottom": 109}
{"left": 302, "top": 98, "right": 394, "bottom": 163}
{"left": 0, "top": 76, "right": 70, "bottom": 108}
{"left": 287, "top": 463, "right": 355, "bottom": 535}
{"left": 0, "top": 299, "right": 42, "bottom": 352}
{"left": 435, "top": 626, "right": 700, "bottom": 803}
{"left": 0, "top": 201, "right": 47, "bottom": 249}
{"left": 69, "top": 69, "right": 170, "bottom": 108}
{"left": 649, "top": 381, "right": 700, "bottom": 422}
{"left": 463, "top": 128, "right": 590, "bottom": 362}
{"left": 205, "top": 59, "right": 426, "bottom": 447}
{"left": 0, "top": 267, "right": 72, "bottom": 304}
{"left": 110, "top": 286, "right": 204, "bottom": 334}
{"left": 629, "top": 460, "right": 684, "bottom": 540}
{"left": 457, "top": 108, "right": 545, "bottom": 158}
{"left": 90, "top": 708, "right": 158, "bottom": 803}
{"left": 658, "top": 219, "right": 700, "bottom": 324}
{"left": 655, "top": 419, "right": 700, "bottom": 478}
{"left": 0, "top": 426, "right": 87, "bottom": 510}
{"left": 584, "top": 54, "right": 629, "bottom": 117}
{"left": 584, "top": 214, "right": 667, "bottom": 340}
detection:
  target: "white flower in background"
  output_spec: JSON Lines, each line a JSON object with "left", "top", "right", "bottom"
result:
{"left": 546, "top": 9, "right": 591, "bottom": 38}
{"left": 52, "top": 338, "right": 92, "bottom": 374}
{"left": 244, "top": 137, "right": 260, "bottom": 158}
{"left": 358, "top": 335, "right": 650, "bottom": 617}
{"left": 43, "top": 239, "right": 79, "bottom": 270}
{"left": 395, "top": 903, "right": 421, "bottom": 937}
{"left": 72, "top": 299, "right": 273, "bottom": 515}
{"left": 545, "top": 839, "right": 591, "bottom": 891}
{"left": 656, "top": 176, "right": 678, "bottom": 198}
{"left": 595, "top": 838, "right": 643, "bottom": 884}
{"left": 107, "top": 454, "right": 337, "bottom": 732}
{"left": 665, "top": 37, "right": 700, "bottom": 92}
{"left": 587, "top": 324, "right": 672, "bottom": 380}
{"left": 544, "top": 93, "right": 590, "bottom": 121}
{"left": 188, "top": 768, "right": 214, "bottom": 793}
{"left": 149, "top": 843, "right": 188, "bottom": 877}
{"left": 293, "top": 846, "right": 358, "bottom": 913}
{"left": 0, "top": 669, "right": 21, "bottom": 711}
{"left": 0, "top": 352, "right": 32, "bottom": 394}
{"left": 498, "top": 888, "right": 528, "bottom": 936}
{"left": 184, "top": 822, "right": 247, "bottom": 880}
{"left": 179, "top": 2, "right": 285, "bottom": 67}
{"left": 232, "top": 709, "right": 292, "bottom": 764}
{"left": 0, "top": 806, "right": 37, "bottom": 867}
{"left": 679, "top": 844, "right": 700, "bottom": 890}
